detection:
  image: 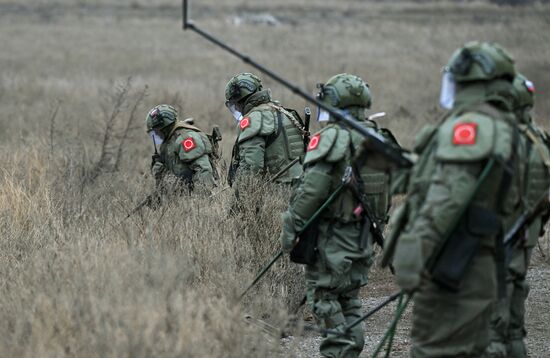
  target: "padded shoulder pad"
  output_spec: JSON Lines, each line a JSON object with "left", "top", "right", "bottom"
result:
{"left": 304, "top": 126, "right": 350, "bottom": 165}
{"left": 326, "top": 128, "right": 350, "bottom": 162}
{"left": 176, "top": 129, "right": 208, "bottom": 162}
{"left": 492, "top": 118, "right": 513, "bottom": 160}
{"left": 238, "top": 108, "right": 276, "bottom": 143}
{"left": 435, "top": 112, "right": 497, "bottom": 162}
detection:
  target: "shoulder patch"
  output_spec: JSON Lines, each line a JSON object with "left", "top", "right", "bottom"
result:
{"left": 176, "top": 130, "right": 206, "bottom": 162}
{"left": 237, "top": 111, "right": 261, "bottom": 143}
{"left": 182, "top": 137, "right": 196, "bottom": 152}
{"left": 307, "top": 134, "right": 321, "bottom": 151}
{"left": 452, "top": 122, "right": 477, "bottom": 145}
{"left": 237, "top": 108, "right": 277, "bottom": 143}
{"left": 436, "top": 112, "right": 497, "bottom": 162}
{"left": 240, "top": 116, "right": 250, "bottom": 130}
{"left": 303, "top": 126, "right": 344, "bottom": 165}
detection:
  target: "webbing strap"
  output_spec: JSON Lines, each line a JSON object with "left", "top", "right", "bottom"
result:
{"left": 267, "top": 103, "right": 308, "bottom": 137}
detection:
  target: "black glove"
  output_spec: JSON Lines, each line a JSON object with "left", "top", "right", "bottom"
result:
{"left": 151, "top": 153, "right": 161, "bottom": 170}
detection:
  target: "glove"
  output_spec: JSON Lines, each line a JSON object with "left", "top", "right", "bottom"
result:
{"left": 279, "top": 211, "right": 298, "bottom": 254}
{"left": 151, "top": 153, "right": 161, "bottom": 169}
{"left": 151, "top": 161, "right": 165, "bottom": 182}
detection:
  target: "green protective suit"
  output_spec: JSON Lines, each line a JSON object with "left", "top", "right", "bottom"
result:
{"left": 154, "top": 120, "right": 217, "bottom": 190}
{"left": 486, "top": 122, "right": 550, "bottom": 358}
{"left": 390, "top": 100, "right": 529, "bottom": 357}
{"left": 228, "top": 90, "right": 305, "bottom": 186}
{"left": 282, "top": 119, "right": 395, "bottom": 358}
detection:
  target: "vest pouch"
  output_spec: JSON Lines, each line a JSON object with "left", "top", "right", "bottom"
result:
{"left": 431, "top": 204, "right": 500, "bottom": 292}
{"left": 290, "top": 217, "right": 319, "bottom": 265}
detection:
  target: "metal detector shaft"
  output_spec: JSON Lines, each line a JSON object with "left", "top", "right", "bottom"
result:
{"left": 346, "top": 291, "right": 402, "bottom": 333}
{"left": 239, "top": 251, "right": 283, "bottom": 300}
{"left": 304, "top": 291, "right": 402, "bottom": 336}
{"left": 372, "top": 293, "right": 412, "bottom": 357}
{"left": 182, "top": 0, "right": 412, "bottom": 169}
{"left": 268, "top": 157, "right": 300, "bottom": 183}
{"left": 239, "top": 182, "right": 347, "bottom": 300}
{"left": 313, "top": 291, "right": 402, "bottom": 336}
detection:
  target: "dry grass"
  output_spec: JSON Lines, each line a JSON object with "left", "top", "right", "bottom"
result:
{"left": 0, "top": 144, "right": 303, "bottom": 357}
{"left": 1, "top": 0, "right": 550, "bottom": 356}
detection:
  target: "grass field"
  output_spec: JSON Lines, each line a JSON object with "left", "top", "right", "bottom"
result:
{"left": 1, "top": 0, "right": 549, "bottom": 356}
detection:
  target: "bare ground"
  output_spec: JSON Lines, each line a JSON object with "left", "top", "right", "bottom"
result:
{"left": 280, "top": 261, "right": 550, "bottom": 357}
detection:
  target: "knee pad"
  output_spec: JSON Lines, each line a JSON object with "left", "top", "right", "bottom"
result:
{"left": 485, "top": 341, "right": 507, "bottom": 358}
{"left": 310, "top": 297, "right": 345, "bottom": 327}
{"left": 340, "top": 297, "right": 362, "bottom": 317}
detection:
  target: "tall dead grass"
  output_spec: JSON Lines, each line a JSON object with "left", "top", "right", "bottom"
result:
{"left": 0, "top": 139, "right": 305, "bottom": 356}
{"left": 1, "top": 1, "right": 550, "bottom": 356}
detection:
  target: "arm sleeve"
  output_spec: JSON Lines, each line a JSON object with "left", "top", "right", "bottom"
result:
{"left": 409, "top": 162, "right": 483, "bottom": 258}
{"left": 237, "top": 136, "right": 266, "bottom": 175}
{"left": 389, "top": 168, "right": 410, "bottom": 196}
{"left": 190, "top": 155, "right": 216, "bottom": 188}
{"left": 289, "top": 161, "right": 334, "bottom": 231}
{"left": 393, "top": 161, "right": 483, "bottom": 288}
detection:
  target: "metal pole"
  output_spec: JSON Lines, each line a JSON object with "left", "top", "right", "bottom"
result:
{"left": 302, "top": 291, "right": 402, "bottom": 337}
{"left": 267, "top": 157, "right": 300, "bottom": 183}
{"left": 345, "top": 291, "right": 401, "bottom": 333}
{"left": 239, "top": 251, "right": 283, "bottom": 300}
{"left": 238, "top": 183, "right": 347, "bottom": 299}
{"left": 181, "top": 0, "right": 412, "bottom": 169}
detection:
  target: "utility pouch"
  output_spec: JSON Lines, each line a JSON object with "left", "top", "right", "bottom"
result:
{"left": 359, "top": 216, "right": 371, "bottom": 251}
{"left": 290, "top": 218, "right": 320, "bottom": 265}
{"left": 431, "top": 204, "right": 500, "bottom": 292}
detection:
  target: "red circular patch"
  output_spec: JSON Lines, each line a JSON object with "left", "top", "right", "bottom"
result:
{"left": 307, "top": 134, "right": 321, "bottom": 151}
{"left": 182, "top": 138, "right": 196, "bottom": 152}
{"left": 240, "top": 117, "right": 250, "bottom": 130}
{"left": 453, "top": 123, "right": 477, "bottom": 145}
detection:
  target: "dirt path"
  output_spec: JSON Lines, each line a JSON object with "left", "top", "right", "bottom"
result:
{"left": 282, "top": 264, "right": 550, "bottom": 357}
